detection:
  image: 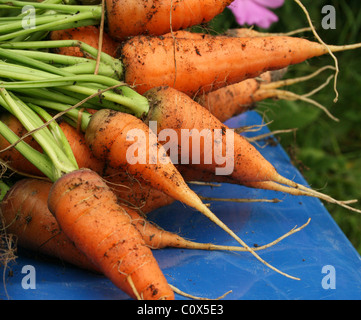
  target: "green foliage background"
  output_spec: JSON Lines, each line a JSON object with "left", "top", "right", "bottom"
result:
{"left": 206, "top": 1, "right": 361, "bottom": 253}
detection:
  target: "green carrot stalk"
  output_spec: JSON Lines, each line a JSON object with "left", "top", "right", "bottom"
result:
{"left": 0, "top": 89, "right": 78, "bottom": 180}
{"left": 0, "top": 46, "right": 148, "bottom": 117}
{"left": 0, "top": 0, "right": 102, "bottom": 41}
{"left": 0, "top": 179, "right": 10, "bottom": 201}
{"left": 0, "top": 40, "right": 122, "bottom": 76}
{"left": 28, "top": 103, "right": 78, "bottom": 168}
{"left": 0, "top": 120, "right": 55, "bottom": 179}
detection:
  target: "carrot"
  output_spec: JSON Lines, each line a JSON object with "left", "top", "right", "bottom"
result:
{"left": 0, "top": 113, "right": 44, "bottom": 176}
{"left": 58, "top": 120, "right": 175, "bottom": 213}
{"left": 105, "top": 0, "right": 234, "bottom": 41}
{"left": 195, "top": 71, "right": 273, "bottom": 122}
{"left": 58, "top": 120, "right": 105, "bottom": 173}
{"left": 47, "top": 168, "right": 175, "bottom": 300}
{"left": 143, "top": 86, "right": 361, "bottom": 213}
{"left": 85, "top": 110, "right": 249, "bottom": 244}
{"left": 195, "top": 65, "right": 337, "bottom": 123}
{"left": 224, "top": 27, "right": 312, "bottom": 38}
{"left": 121, "top": 32, "right": 361, "bottom": 96}
{"left": 0, "top": 178, "right": 100, "bottom": 273}
{"left": 144, "top": 86, "right": 285, "bottom": 183}
{"left": 49, "top": 26, "right": 120, "bottom": 58}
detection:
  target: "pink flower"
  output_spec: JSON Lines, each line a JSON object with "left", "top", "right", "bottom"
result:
{"left": 228, "top": 0, "right": 285, "bottom": 29}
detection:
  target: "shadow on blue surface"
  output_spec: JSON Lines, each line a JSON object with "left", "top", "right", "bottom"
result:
{"left": 1, "top": 111, "right": 361, "bottom": 300}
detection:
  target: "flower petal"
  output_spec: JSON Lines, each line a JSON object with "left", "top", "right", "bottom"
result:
{"left": 228, "top": 0, "right": 280, "bottom": 29}
{"left": 253, "top": 0, "right": 284, "bottom": 9}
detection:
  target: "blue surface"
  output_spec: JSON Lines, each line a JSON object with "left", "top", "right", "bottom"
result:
{"left": 1, "top": 111, "right": 361, "bottom": 300}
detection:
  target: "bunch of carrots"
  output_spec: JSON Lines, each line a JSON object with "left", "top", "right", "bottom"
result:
{"left": 0, "top": 0, "right": 361, "bottom": 300}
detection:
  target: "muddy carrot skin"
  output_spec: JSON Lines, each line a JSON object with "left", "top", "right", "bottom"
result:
{"left": 84, "top": 109, "right": 217, "bottom": 219}
{"left": 0, "top": 113, "right": 44, "bottom": 176}
{"left": 106, "top": 0, "right": 234, "bottom": 41}
{"left": 195, "top": 72, "right": 273, "bottom": 122}
{"left": 1, "top": 178, "right": 100, "bottom": 272}
{"left": 47, "top": 168, "right": 175, "bottom": 300}
{"left": 121, "top": 34, "right": 329, "bottom": 96}
{"left": 144, "top": 86, "right": 279, "bottom": 184}
{"left": 50, "top": 25, "right": 120, "bottom": 58}
{"left": 59, "top": 120, "right": 175, "bottom": 212}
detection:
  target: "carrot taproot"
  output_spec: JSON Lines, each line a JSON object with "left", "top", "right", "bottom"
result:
{"left": 126, "top": 206, "right": 311, "bottom": 252}
{"left": 58, "top": 120, "right": 175, "bottom": 213}
{"left": 197, "top": 65, "right": 338, "bottom": 123}
{"left": 47, "top": 168, "right": 175, "bottom": 300}
{"left": 195, "top": 71, "right": 273, "bottom": 122}
{"left": 144, "top": 86, "right": 283, "bottom": 183}
{"left": 121, "top": 32, "right": 361, "bottom": 96}
{"left": 58, "top": 120, "right": 105, "bottom": 173}
{"left": 143, "top": 86, "right": 361, "bottom": 213}
{"left": 106, "top": 0, "right": 234, "bottom": 41}
{"left": 224, "top": 27, "right": 312, "bottom": 38}
{"left": 0, "top": 113, "right": 44, "bottom": 176}
{"left": 50, "top": 26, "right": 120, "bottom": 58}
{"left": 0, "top": 178, "right": 100, "bottom": 273}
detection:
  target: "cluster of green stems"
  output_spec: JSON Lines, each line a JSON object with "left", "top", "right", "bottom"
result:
{"left": 0, "top": 1, "right": 150, "bottom": 184}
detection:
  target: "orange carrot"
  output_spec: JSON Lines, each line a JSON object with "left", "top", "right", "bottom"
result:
{"left": 58, "top": 121, "right": 105, "bottom": 173}
{"left": 85, "top": 110, "right": 224, "bottom": 225}
{"left": 143, "top": 86, "right": 361, "bottom": 213}
{"left": 224, "top": 27, "right": 311, "bottom": 38}
{"left": 47, "top": 168, "right": 175, "bottom": 300}
{"left": 121, "top": 33, "right": 349, "bottom": 96}
{"left": 106, "top": 0, "right": 234, "bottom": 41}
{"left": 144, "top": 86, "right": 282, "bottom": 184}
{"left": 195, "top": 72, "right": 273, "bottom": 122}
{"left": 0, "top": 113, "right": 44, "bottom": 176}
{"left": 197, "top": 65, "right": 338, "bottom": 122}
{"left": 59, "top": 120, "right": 175, "bottom": 213}
{"left": 50, "top": 26, "right": 120, "bottom": 58}
{"left": 84, "top": 109, "right": 216, "bottom": 215}
{"left": 1, "top": 178, "right": 100, "bottom": 273}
